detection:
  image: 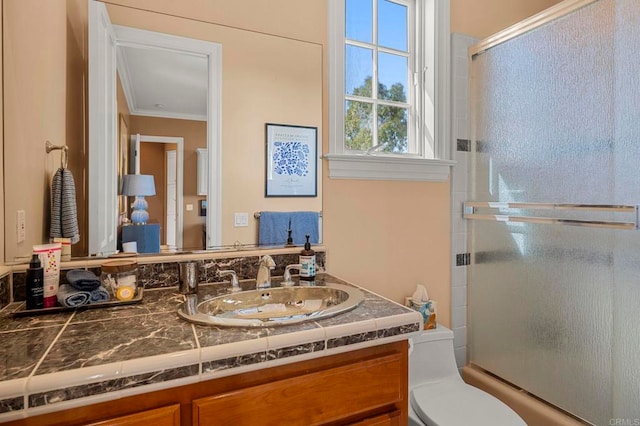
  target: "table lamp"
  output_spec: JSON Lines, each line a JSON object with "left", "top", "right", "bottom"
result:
{"left": 121, "top": 174, "right": 156, "bottom": 225}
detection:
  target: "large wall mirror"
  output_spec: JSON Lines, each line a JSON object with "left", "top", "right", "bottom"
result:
{"left": 86, "top": 0, "right": 323, "bottom": 256}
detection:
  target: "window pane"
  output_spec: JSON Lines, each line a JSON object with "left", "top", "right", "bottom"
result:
{"left": 345, "top": 100, "right": 373, "bottom": 150}
{"left": 346, "top": 0, "right": 372, "bottom": 43}
{"left": 378, "top": 0, "right": 407, "bottom": 52}
{"left": 378, "top": 52, "right": 407, "bottom": 102}
{"left": 378, "top": 105, "right": 408, "bottom": 153}
{"left": 345, "top": 45, "right": 373, "bottom": 97}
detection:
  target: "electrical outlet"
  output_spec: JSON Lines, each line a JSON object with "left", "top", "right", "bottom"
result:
{"left": 16, "top": 210, "right": 26, "bottom": 243}
{"left": 234, "top": 212, "right": 249, "bottom": 227}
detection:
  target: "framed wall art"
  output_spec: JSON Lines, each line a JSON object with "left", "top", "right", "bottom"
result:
{"left": 265, "top": 123, "right": 317, "bottom": 197}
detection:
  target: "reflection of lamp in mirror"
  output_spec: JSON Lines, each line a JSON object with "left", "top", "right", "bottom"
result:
{"left": 121, "top": 174, "right": 156, "bottom": 225}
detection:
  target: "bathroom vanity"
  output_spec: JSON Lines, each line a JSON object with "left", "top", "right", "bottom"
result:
{"left": 0, "top": 272, "right": 420, "bottom": 425}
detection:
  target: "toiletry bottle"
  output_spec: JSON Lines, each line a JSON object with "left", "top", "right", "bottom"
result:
{"left": 299, "top": 235, "right": 316, "bottom": 281}
{"left": 26, "top": 254, "right": 44, "bottom": 309}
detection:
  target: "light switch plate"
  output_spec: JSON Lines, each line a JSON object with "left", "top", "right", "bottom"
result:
{"left": 186, "top": 204, "right": 194, "bottom": 211}
{"left": 17, "top": 210, "right": 26, "bottom": 243}
{"left": 234, "top": 212, "right": 249, "bottom": 227}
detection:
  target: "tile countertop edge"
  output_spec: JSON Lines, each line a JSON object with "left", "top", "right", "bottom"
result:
{"left": 0, "top": 272, "right": 421, "bottom": 421}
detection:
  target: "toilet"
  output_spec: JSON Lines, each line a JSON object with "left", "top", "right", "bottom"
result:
{"left": 408, "top": 325, "right": 526, "bottom": 426}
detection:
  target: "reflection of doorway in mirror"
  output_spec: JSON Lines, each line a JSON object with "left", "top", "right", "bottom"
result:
{"left": 132, "top": 134, "right": 184, "bottom": 250}
{"left": 118, "top": 114, "right": 129, "bottom": 226}
{"left": 166, "top": 150, "right": 177, "bottom": 249}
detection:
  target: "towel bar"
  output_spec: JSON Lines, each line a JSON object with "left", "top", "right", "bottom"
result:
{"left": 463, "top": 202, "right": 639, "bottom": 230}
{"left": 46, "top": 140, "right": 69, "bottom": 169}
{"left": 254, "top": 211, "right": 323, "bottom": 219}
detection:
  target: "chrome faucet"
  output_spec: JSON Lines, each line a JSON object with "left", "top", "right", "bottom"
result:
{"left": 282, "top": 263, "right": 301, "bottom": 287}
{"left": 218, "top": 269, "right": 240, "bottom": 293}
{"left": 256, "top": 255, "right": 276, "bottom": 289}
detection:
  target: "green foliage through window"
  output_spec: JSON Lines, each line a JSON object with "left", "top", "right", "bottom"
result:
{"left": 345, "top": 76, "right": 407, "bottom": 152}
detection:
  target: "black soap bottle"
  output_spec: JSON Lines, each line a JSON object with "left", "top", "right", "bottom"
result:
{"left": 299, "top": 235, "right": 316, "bottom": 281}
{"left": 26, "top": 254, "right": 44, "bottom": 309}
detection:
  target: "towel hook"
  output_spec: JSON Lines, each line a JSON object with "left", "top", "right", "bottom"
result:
{"left": 46, "top": 140, "right": 69, "bottom": 169}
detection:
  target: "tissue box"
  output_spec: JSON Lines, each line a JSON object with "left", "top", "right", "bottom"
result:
{"left": 406, "top": 298, "right": 437, "bottom": 330}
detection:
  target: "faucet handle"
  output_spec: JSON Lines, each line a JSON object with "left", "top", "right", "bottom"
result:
{"left": 259, "top": 254, "right": 276, "bottom": 269}
{"left": 282, "top": 264, "right": 302, "bottom": 287}
{"left": 218, "top": 269, "right": 240, "bottom": 292}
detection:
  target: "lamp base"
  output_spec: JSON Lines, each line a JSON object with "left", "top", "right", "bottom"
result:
{"left": 130, "top": 196, "right": 149, "bottom": 225}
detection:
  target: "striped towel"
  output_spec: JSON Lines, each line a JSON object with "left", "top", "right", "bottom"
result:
{"left": 50, "top": 168, "right": 80, "bottom": 244}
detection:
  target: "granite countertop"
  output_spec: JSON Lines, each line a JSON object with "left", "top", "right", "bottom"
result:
{"left": 0, "top": 273, "right": 420, "bottom": 422}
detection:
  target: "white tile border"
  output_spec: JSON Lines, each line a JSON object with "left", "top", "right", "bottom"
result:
{"left": 266, "top": 327, "right": 326, "bottom": 350}
{"left": 323, "top": 319, "right": 377, "bottom": 340}
{"left": 26, "top": 362, "right": 121, "bottom": 395}
{"left": 119, "top": 349, "right": 200, "bottom": 376}
{"left": 375, "top": 312, "right": 422, "bottom": 331}
{"left": 0, "top": 378, "right": 27, "bottom": 398}
{"left": 199, "top": 337, "right": 268, "bottom": 363}
{"left": 0, "top": 409, "right": 28, "bottom": 423}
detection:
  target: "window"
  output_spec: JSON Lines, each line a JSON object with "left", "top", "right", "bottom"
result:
{"left": 327, "top": 0, "right": 453, "bottom": 181}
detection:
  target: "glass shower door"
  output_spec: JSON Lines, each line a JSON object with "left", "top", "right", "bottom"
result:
{"left": 468, "top": 0, "right": 640, "bottom": 423}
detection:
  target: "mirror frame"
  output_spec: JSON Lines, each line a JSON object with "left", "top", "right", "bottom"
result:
{"left": 88, "top": 0, "right": 222, "bottom": 255}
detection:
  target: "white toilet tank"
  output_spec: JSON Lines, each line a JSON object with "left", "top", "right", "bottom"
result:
{"left": 409, "top": 325, "right": 461, "bottom": 387}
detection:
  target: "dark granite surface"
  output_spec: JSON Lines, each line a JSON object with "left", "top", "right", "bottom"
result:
{"left": 0, "top": 326, "right": 63, "bottom": 381}
{"left": 36, "top": 312, "right": 198, "bottom": 375}
{"left": 0, "top": 272, "right": 419, "bottom": 416}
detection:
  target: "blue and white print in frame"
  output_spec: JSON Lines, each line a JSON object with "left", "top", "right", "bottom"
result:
{"left": 265, "top": 123, "right": 317, "bottom": 197}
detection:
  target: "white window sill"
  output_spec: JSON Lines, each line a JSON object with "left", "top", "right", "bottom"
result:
{"left": 324, "top": 154, "right": 455, "bottom": 182}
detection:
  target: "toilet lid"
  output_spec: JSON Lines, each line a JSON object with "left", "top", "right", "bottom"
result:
{"left": 410, "top": 380, "right": 526, "bottom": 426}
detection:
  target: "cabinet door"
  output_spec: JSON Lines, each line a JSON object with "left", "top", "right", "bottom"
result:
{"left": 192, "top": 353, "right": 403, "bottom": 425}
{"left": 349, "top": 410, "right": 401, "bottom": 426}
{"left": 86, "top": 404, "right": 180, "bottom": 426}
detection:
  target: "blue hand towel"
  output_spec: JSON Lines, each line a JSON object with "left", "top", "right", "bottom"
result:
{"left": 258, "top": 211, "right": 319, "bottom": 246}
{"left": 90, "top": 286, "right": 110, "bottom": 303}
{"left": 57, "top": 284, "right": 91, "bottom": 308}
{"left": 66, "top": 269, "right": 101, "bottom": 291}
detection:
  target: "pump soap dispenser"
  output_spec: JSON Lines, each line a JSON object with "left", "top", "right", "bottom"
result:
{"left": 299, "top": 235, "right": 316, "bottom": 281}
{"left": 26, "top": 254, "right": 44, "bottom": 309}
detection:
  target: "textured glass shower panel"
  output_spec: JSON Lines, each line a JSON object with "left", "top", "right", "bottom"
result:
{"left": 612, "top": 0, "right": 640, "bottom": 420}
{"left": 469, "top": 1, "right": 620, "bottom": 424}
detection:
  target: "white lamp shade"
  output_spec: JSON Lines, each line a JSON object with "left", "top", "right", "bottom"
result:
{"left": 121, "top": 174, "right": 156, "bottom": 196}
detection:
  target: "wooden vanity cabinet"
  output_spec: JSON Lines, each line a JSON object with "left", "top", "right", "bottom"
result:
{"left": 7, "top": 341, "right": 408, "bottom": 426}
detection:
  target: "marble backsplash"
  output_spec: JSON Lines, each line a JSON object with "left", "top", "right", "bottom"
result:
{"left": 0, "top": 275, "right": 9, "bottom": 311}
{"left": 9, "top": 251, "right": 326, "bottom": 303}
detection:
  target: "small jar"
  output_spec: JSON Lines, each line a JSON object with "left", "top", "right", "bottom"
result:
{"left": 101, "top": 260, "right": 138, "bottom": 301}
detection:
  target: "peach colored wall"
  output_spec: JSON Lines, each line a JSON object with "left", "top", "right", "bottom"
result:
{"left": 0, "top": 0, "right": 4, "bottom": 263}
{"left": 107, "top": 3, "right": 323, "bottom": 249}
{"left": 129, "top": 116, "right": 207, "bottom": 250}
{"left": 101, "top": 0, "right": 325, "bottom": 44}
{"left": 323, "top": 179, "right": 451, "bottom": 316}
{"left": 451, "top": 0, "right": 563, "bottom": 39}
{"left": 3, "top": 0, "right": 87, "bottom": 262}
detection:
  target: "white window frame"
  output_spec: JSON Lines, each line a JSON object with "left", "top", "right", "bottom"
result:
{"left": 326, "top": 0, "right": 454, "bottom": 181}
